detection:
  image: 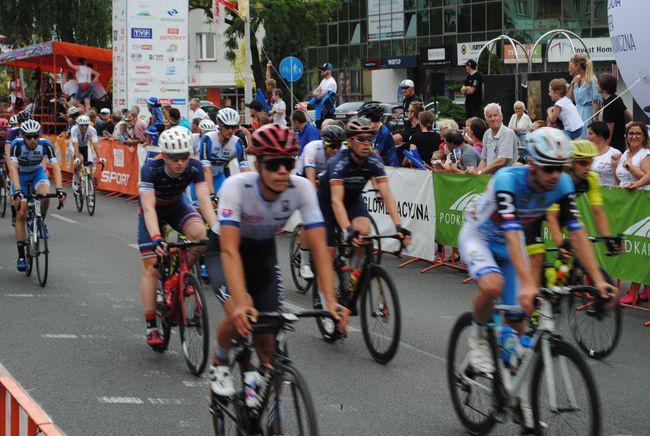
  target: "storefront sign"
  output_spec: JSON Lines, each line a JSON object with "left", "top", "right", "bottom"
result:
{"left": 383, "top": 55, "right": 418, "bottom": 69}
{"left": 456, "top": 41, "right": 489, "bottom": 66}
{"left": 547, "top": 37, "right": 614, "bottom": 62}
{"left": 420, "top": 46, "right": 452, "bottom": 67}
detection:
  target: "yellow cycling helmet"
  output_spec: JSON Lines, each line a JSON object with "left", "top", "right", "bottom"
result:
{"left": 572, "top": 140, "right": 598, "bottom": 159}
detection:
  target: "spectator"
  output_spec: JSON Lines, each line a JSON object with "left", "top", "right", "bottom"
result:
{"left": 363, "top": 103, "right": 399, "bottom": 166}
{"left": 613, "top": 121, "right": 650, "bottom": 190}
{"left": 598, "top": 72, "right": 633, "bottom": 153}
{"left": 265, "top": 60, "right": 277, "bottom": 105}
{"left": 394, "top": 100, "right": 423, "bottom": 147}
{"left": 547, "top": 78, "right": 584, "bottom": 139}
{"left": 8, "top": 70, "right": 25, "bottom": 111}
{"left": 23, "top": 97, "right": 35, "bottom": 114}
{"left": 269, "top": 88, "right": 287, "bottom": 126}
{"left": 529, "top": 119, "right": 546, "bottom": 132}
{"left": 442, "top": 129, "right": 481, "bottom": 174}
{"left": 87, "top": 108, "right": 98, "bottom": 126}
{"left": 245, "top": 100, "right": 265, "bottom": 130}
{"left": 112, "top": 113, "right": 127, "bottom": 140}
{"left": 588, "top": 121, "right": 621, "bottom": 187}
{"left": 61, "top": 72, "right": 78, "bottom": 102}
{"left": 96, "top": 109, "right": 115, "bottom": 137}
{"left": 255, "top": 111, "right": 271, "bottom": 127}
{"left": 464, "top": 116, "right": 488, "bottom": 155}
{"left": 474, "top": 103, "right": 518, "bottom": 175}
{"left": 399, "top": 79, "right": 420, "bottom": 115}
{"left": 567, "top": 53, "right": 601, "bottom": 138}
{"left": 146, "top": 97, "right": 165, "bottom": 133}
{"left": 65, "top": 56, "right": 99, "bottom": 113}
{"left": 437, "top": 118, "right": 459, "bottom": 154}
{"left": 404, "top": 110, "right": 440, "bottom": 167}
{"left": 508, "top": 100, "right": 532, "bottom": 148}
{"left": 460, "top": 59, "right": 483, "bottom": 120}
{"left": 290, "top": 110, "right": 320, "bottom": 155}
{"left": 90, "top": 68, "right": 108, "bottom": 101}
{"left": 167, "top": 107, "right": 191, "bottom": 130}
{"left": 189, "top": 98, "right": 208, "bottom": 121}
{"left": 121, "top": 110, "right": 147, "bottom": 145}
{"left": 311, "top": 62, "right": 337, "bottom": 127}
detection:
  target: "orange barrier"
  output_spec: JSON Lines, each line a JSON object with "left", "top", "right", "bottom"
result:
{"left": 0, "top": 363, "right": 65, "bottom": 435}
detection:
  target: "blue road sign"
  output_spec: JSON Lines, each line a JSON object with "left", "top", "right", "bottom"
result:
{"left": 279, "top": 56, "right": 303, "bottom": 83}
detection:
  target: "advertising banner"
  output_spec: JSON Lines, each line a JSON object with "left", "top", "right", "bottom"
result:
{"left": 96, "top": 140, "right": 140, "bottom": 197}
{"left": 112, "top": 0, "right": 128, "bottom": 109}
{"left": 547, "top": 37, "right": 614, "bottom": 63}
{"left": 503, "top": 43, "right": 543, "bottom": 64}
{"left": 456, "top": 41, "right": 490, "bottom": 66}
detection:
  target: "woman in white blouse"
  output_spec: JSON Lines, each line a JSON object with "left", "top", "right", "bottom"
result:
{"left": 507, "top": 101, "right": 532, "bottom": 147}
{"left": 587, "top": 121, "right": 621, "bottom": 186}
{"left": 612, "top": 121, "right": 650, "bottom": 190}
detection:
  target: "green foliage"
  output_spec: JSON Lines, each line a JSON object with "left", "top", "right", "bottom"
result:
{"left": 432, "top": 96, "right": 466, "bottom": 126}
{"left": 478, "top": 50, "right": 501, "bottom": 75}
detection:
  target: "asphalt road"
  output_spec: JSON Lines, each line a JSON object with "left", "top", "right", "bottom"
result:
{"left": 0, "top": 188, "right": 648, "bottom": 435}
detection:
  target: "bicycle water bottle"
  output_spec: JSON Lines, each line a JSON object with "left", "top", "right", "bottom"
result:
{"left": 244, "top": 370, "right": 263, "bottom": 408}
{"left": 347, "top": 268, "right": 361, "bottom": 294}
{"left": 499, "top": 326, "right": 519, "bottom": 368}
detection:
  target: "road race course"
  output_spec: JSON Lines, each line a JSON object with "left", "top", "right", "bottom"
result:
{"left": 0, "top": 187, "right": 648, "bottom": 436}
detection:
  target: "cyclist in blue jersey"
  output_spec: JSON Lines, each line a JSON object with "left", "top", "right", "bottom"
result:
{"left": 199, "top": 108, "right": 249, "bottom": 203}
{"left": 5, "top": 116, "right": 21, "bottom": 226}
{"left": 290, "top": 110, "right": 320, "bottom": 155}
{"left": 359, "top": 102, "right": 399, "bottom": 166}
{"left": 9, "top": 120, "right": 65, "bottom": 271}
{"left": 459, "top": 127, "right": 615, "bottom": 375}
{"left": 137, "top": 127, "right": 217, "bottom": 348}
{"left": 205, "top": 124, "right": 349, "bottom": 397}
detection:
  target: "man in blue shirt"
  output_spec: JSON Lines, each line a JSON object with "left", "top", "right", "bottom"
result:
{"left": 290, "top": 110, "right": 320, "bottom": 155}
{"left": 360, "top": 102, "right": 398, "bottom": 166}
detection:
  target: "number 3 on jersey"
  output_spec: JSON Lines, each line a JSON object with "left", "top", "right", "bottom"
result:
{"left": 496, "top": 191, "right": 516, "bottom": 218}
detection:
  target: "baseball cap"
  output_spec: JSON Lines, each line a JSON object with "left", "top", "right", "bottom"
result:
{"left": 319, "top": 62, "right": 334, "bottom": 71}
{"left": 400, "top": 79, "right": 414, "bottom": 89}
{"left": 100, "top": 108, "right": 111, "bottom": 115}
{"left": 245, "top": 100, "right": 264, "bottom": 112}
{"left": 465, "top": 59, "right": 477, "bottom": 68}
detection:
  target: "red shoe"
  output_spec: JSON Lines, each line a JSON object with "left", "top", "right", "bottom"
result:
{"left": 147, "top": 330, "right": 164, "bottom": 348}
{"left": 619, "top": 291, "right": 635, "bottom": 305}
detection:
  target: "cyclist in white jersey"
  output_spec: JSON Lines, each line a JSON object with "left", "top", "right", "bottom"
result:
{"left": 205, "top": 124, "right": 349, "bottom": 397}
{"left": 70, "top": 115, "right": 105, "bottom": 193}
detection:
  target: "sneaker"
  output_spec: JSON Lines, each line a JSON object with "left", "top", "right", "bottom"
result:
{"left": 199, "top": 264, "right": 209, "bottom": 282}
{"left": 619, "top": 290, "right": 635, "bottom": 305}
{"left": 299, "top": 264, "right": 314, "bottom": 280}
{"left": 468, "top": 335, "right": 495, "bottom": 374}
{"left": 209, "top": 365, "right": 236, "bottom": 397}
{"left": 146, "top": 330, "right": 164, "bottom": 348}
{"left": 16, "top": 258, "right": 27, "bottom": 272}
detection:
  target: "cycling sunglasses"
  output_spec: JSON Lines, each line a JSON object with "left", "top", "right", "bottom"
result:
{"left": 219, "top": 124, "right": 238, "bottom": 131}
{"left": 261, "top": 157, "right": 295, "bottom": 172}
{"left": 541, "top": 165, "right": 564, "bottom": 174}
{"left": 351, "top": 134, "right": 374, "bottom": 143}
{"left": 167, "top": 153, "right": 190, "bottom": 162}
{"left": 323, "top": 140, "right": 342, "bottom": 149}
{"left": 24, "top": 134, "right": 40, "bottom": 140}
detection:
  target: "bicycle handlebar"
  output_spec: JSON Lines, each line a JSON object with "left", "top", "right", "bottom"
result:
{"left": 546, "top": 234, "right": 624, "bottom": 257}
{"left": 494, "top": 285, "right": 615, "bottom": 314}
{"left": 249, "top": 310, "right": 338, "bottom": 334}
{"left": 360, "top": 233, "right": 407, "bottom": 256}
{"left": 153, "top": 239, "right": 208, "bottom": 268}
{"left": 18, "top": 192, "right": 65, "bottom": 210}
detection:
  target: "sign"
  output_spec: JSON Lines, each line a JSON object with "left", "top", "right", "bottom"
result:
{"left": 547, "top": 37, "right": 615, "bottom": 62}
{"left": 363, "top": 58, "right": 381, "bottom": 69}
{"left": 457, "top": 41, "right": 490, "bottom": 66}
{"left": 368, "top": 0, "right": 404, "bottom": 41}
{"left": 608, "top": 1, "right": 650, "bottom": 113}
{"left": 420, "top": 46, "right": 453, "bottom": 67}
{"left": 383, "top": 55, "right": 418, "bottom": 69}
{"left": 503, "top": 43, "right": 543, "bottom": 64}
{"left": 279, "top": 56, "right": 303, "bottom": 83}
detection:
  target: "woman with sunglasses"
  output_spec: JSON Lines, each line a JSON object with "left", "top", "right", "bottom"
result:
{"left": 137, "top": 127, "right": 216, "bottom": 348}
{"left": 612, "top": 121, "right": 650, "bottom": 190}
{"left": 203, "top": 124, "right": 348, "bottom": 398}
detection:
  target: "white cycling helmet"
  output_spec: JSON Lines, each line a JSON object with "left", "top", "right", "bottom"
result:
{"left": 67, "top": 106, "right": 80, "bottom": 116}
{"left": 9, "top": 115, "right": 18, "bottom": 126}
{"left": 198, "top": 119, "right": 217, "bottom": 132}
{"left": 216, "top": 108, "right": 240, "bottom": 127}
{"left": 158, "top": 127, "right": 192, "bottom": 154}
{"left": 526, "top": 127, "right": 572, "bottom": 166}
{"left": 76, "top": 115, "right": 90, "bottom": 126}
{"left": 20, "top": 119, "right": 41, "bottom": 134}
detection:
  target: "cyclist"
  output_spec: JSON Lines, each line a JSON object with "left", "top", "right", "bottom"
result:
{"left": 137, "top": 127, "right": 217, "bottom": 348}
{"left": 9, "top": 120, "right": 65, "bottom": 271}
{"left": 318, "top": 117, "right": 410, "bottom": 273}
{"left": 198, "top": 107, "right": 249, "bottom": 203}
{"left": 295, "top": 123, "right": 346, "bottom": 279}
{"left": 205, "top": 124, "right": 349, "bottom": 397}
{"left": 458, "top": 128, "right": 615, "bottom": 375}
{"left": 359, "top": 102, "right": 399, "bottom": 166}
{"left": 5, "top": 116, "right": 21, "bottom": 226}
{"left": 192, "top": 119, "right": 216, "bottom": 156}
{"left": 71, "top": 115, "right": 106, "bottom": 194}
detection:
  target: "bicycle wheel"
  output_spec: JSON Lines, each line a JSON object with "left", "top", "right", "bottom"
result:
{"left": 154, "top": 275, "right": 172, "bottom": 352}
{"left": 312, "top": 263, "right": 342, "bottom": 343}
{"left": 24, "top": 236, "right": 34, "bottom": 277}
{"left": 531, "top": 339, "right": 601, "bottom": 435}
{"left": 567, "top": 268, "right": 622, "bottom": 359}
{"left": 0, "top": 179, "right": 6, "bottom": 218}
{"left": 368, "top": 215, "right": 382, "bottom": 264}
{"left": 259, "top": 363, "right": 318, "bottom": 436}
{"left": 446, "top": 312, "right": 497, "bottom": 435}
{"left": 359, "top": 265, "right": 401, "bottom": 363}
{"left": 74, "top": 174, "right": 83, "bottom": 212}
{"left": 210, "top": 391, "right": 240, "bottom": 436}
{"left": 289, "top": 225, "right": 312, "bottom": 294}
{"left": 86, "top": 173, "right": 96, "bottom": 216}
{"left": 178, "top": 273, "right": 209, "bottom": 376}
{"left": 35, "top": 218, "right": 49, "bottom": 287}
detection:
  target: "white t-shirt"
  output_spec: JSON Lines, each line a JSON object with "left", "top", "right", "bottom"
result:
{"left": 271, "top": 100, "right": 286, "bottom": 126}
{"left": 317, "top": 77, "right": 337, "bottom": 95}
{"left": 591, "top": 147, "right": 621, "bottom": 187}
{"left": 76, "top": 65, "right": 93, "bottom": 84}
{"left": 616, "top": 148, "right": 650, "bottom": 189}
{"left": 507, "top": 113, "right": 532, "bottom": 131}
{"left": 63, "top": 79, "right": 78, "bottom": 98}
{"left": 554, "top": 96, "right": 583, "bottom": 132}
{"left": 189, "top": 108, "right": 208, "bottom": 121}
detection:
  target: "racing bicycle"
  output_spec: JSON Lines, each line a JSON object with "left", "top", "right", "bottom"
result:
{"left": 0, "top": 167, "right": 8, "bottom": 218}
{"left": 73, "top": 161, "right": 102, "bottom": 216}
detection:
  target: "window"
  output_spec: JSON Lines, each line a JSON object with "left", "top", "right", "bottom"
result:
{"left": 197, "top": 33, "right": 217, "bottom": 61}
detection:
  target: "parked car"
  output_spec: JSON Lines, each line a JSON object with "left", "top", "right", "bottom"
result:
{"left": 201, "top": 104, "right": 219, "bottom": 123}
{"left": 333, "top": 101, "right": 365, "bottom": 120}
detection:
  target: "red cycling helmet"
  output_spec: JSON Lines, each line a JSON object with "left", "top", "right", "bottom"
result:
{"left": 0, "top": 118, "right": 8, "bottom": 128}
{"left": 249, "top": 124, "right": 299, "bottom": 157}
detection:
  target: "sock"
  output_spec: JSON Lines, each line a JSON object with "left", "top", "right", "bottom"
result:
{"left": 471, "top": 320, "right": 487, "bottom": 339}
{"left": 144, "top": 313, "right": 156, "bottom": 331}
{"left": 16, "top": 241, "right": 25, "bottom": 259}
{"left": 300, "top": 249, "right": 310, "bottom": 267}
{"left": 214, "top": 345, "right": 228, "bottom": 364}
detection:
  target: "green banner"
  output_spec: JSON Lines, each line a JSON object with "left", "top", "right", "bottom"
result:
{"left": 433, "top": 172, "right": 650, "bottom": 284}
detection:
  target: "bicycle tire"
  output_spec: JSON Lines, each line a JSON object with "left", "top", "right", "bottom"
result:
{"left": 312, "top": 262, "right": 341, "bottom": 343}
{"left": 178, "top": 273, "right": 210, "bottom": 376}
{"left": 446, "top": 312, "right": 497, "bottom": 435}
{"left": 74, "top": 175, "right": 83, "bottom": 212}
{"left": 35, "top": 218, "right": 49, "bottom": 287}
{"left": 530, "top": 339, "right": 601, "bottom": 435}
{"left": 259, "top": 363, "right": 318, "bottom": 436}
{"left": 369, "top": 215, "right": 382, "bottom": 264}
{"left": 210, "top": 390, "right": 240, "bottom": 436}
{"left": 359, "top": 265, "right": 401, "bottom": 364}
{"left": 24, "top": 234, "right": 34, "bottom": 277}
{"left": 86, "top": 174, "right": 96, "bottom": 216}
{"left": 567, "top": 267, "right": 622, "bottom": 359}
{"left": 154, "top": 273, "right": 172, "bottom": 352}
{"left": 0, "top": 179, "right": 6, "bottom": 218}
{"left": 289, "top": 224, "right": 312, "bottom": 294}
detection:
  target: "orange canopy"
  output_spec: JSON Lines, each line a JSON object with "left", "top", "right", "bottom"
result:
{"left": 0, "top": 41, "right": 112, "bottom": 87}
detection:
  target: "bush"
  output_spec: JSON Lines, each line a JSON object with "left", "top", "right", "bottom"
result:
{"left": 428, "top": 96, "right": 466, "bottom": 126}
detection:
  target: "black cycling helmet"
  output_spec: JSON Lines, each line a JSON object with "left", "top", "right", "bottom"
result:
{"left": 359, "top": 102, "right": 384, "bottom": 122}
{"left": 345, "top": 117, "right": 377, "bottom": 137}
{"left": 321, "top": 125, "right": 346, "bottom": 145}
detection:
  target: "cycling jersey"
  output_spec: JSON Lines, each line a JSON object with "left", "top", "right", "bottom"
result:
{"left": 372, "top": 123, "right": 398, "bottom": 166}
{"left": 296, "top": 140, "right": 328, "bottom": 177}
{"left": 5, "top": 127, "right": 20, "bottom": 145}
{"left": 70, "top": 125, "right": 98, "bottom": 148}
{"left": 139, "top": 157, "right": 205, "bottom": 206}
{"left": 199, "top": 131, "right": 248, "bottom": 194}
{"left": 318, "top": 148, "right": 387, "bottom": 201}
{"left": 213, "top": 172, "right": 324, "bottom": 244}
{"left": 10, "top": 138, "right": 57, "bottom": 173}
{"left": 548, "top": 170, "right": 602, "bottom": 212}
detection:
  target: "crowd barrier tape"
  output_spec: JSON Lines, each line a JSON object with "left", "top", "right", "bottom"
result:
{"left": 0, "top": 363, "right": 65, "bottom": 435}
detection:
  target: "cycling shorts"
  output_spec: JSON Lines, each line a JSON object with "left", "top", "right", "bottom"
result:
{"left": 317, "top": 192, "right": 370, "bottom": 247}
{"left": 136, "top": 199, "right": 203, "bottom": 258}
{"left": 12, "top": 167, "right": 50, "bottom": 199}
{"left": 458, "top": 222, "right": 529, "bottom": 306}
{"left": 204, "top": 232, "right": 284, "bottom": 312}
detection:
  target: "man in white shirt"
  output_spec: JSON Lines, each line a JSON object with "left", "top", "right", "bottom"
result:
{"left": 269, "top": 89, "right": 287, "bottom": 126}
{"left": 474, "top": 103, "right": 518, "bottom": 175}
{"left": 189, "top": 98, "right": 209, "bottom": 121}
{"left": 65, "top": 57, "right": 99, "bottom": 113}
{"left": 312, "top": 62, "right": 337, "bottom": 101}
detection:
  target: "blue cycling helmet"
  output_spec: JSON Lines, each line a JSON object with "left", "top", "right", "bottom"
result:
{"left": 526, "top": 127, "right": 572, "bottom": 166}
{"left": 146, "top": 96, "right": 158, "bottom": 106}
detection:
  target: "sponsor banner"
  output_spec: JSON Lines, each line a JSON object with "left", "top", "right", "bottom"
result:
{"left": 503, "top": 43, "right": 543, "bottom": 64}
{"left": 363, "top": 167, "right": 436, "bottom": 261}
{"left": 456, "top": 41, "right": 490, "bottom": 66}
{"left": 96, "top": 140, "right": 140, "bottom": 196}
{"left": 112, "top": 0, "right": 128, "bottom": 112}
{"left": 547, "top": 37, "right": 614, "bottom": 62}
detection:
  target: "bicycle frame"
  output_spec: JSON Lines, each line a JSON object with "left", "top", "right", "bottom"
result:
{"left": 159, "top": 242, "right": 203, "bottom": 325}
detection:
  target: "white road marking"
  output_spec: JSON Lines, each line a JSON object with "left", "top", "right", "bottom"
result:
{"left": 183, "top": 380, "right": 208, "bottom": 388}
{"left": 97, "top": 396, "right": 144, "bottom": 404}
{"left": 128, "top": 244, "right": 139, "bottom": 250}
{"left": 6, "top": 293, "right": 34, "bottom": 297}
{"left": 147, "top": 398, "right": 185, "bottom": 405}
{"left": 41, "top": 334, "right": 78, "bottom": 339}
{"left": 50, "top": 213, "right": 78, "bottom": 224}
